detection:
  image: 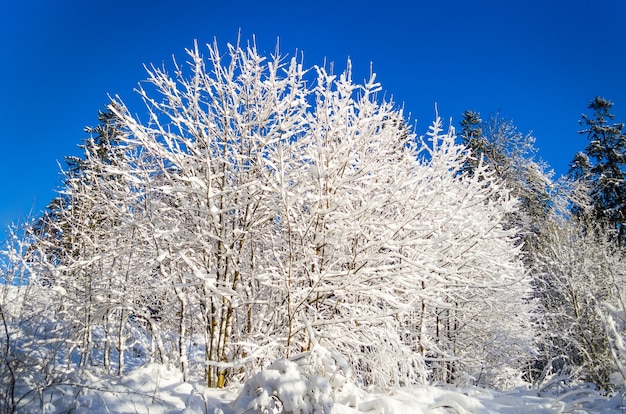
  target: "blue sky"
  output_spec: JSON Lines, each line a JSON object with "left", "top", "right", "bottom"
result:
{"left": 1, "top": 0, "right": 625, "bottom": 236}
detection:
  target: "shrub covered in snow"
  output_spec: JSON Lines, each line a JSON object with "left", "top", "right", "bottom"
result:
{"left": 232, "top": 359, "right": 332, "bottom": 413}
{"left": 7, "top": 38, "right": 534, "bottom": 396}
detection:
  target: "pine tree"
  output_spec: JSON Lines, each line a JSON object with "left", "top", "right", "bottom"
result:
{"left": 28, "top": 105, "right": 125, "bottom": 281}
{"left": 458, "top": 110, "right": 553, "bottom": 236}
{"left": 459, "top": 109, "right": 484, "bottom": 174}
{"left": 569, "top": 96, "right": 626, "bottom": 240}
{"left": 25, "top": 105, "right": 132, "bottom": 370}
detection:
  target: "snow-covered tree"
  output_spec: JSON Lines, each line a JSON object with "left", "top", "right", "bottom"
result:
{"left": 533, "top": 207, "right": 626, "bottom": 390}
{"left": 569, "top": 97, "right": 626, "bottom": 241}
{"left": 408, "top": 119, "right": 535, "bottom": 388}
{"left": 458, "top": 111, "right": 563, "bottom": 386}
{"left": 14, "top": 39, "right": 535, "bottom": 390}
{"left": 20, "top": 106, "right": 154, "bottom": 375}
{"left": 0, "top": 225, "right": 71, "bottom": 412}
{"left": 459, "top": 110, "right": 553, "bottom": 237}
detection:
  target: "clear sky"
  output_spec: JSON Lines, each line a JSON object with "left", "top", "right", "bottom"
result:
{"left": 1, "top": 0, "right": 625, "bottom": 236}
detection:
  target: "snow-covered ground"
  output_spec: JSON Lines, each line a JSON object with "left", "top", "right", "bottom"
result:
{"left": 31, "top": 361, "right": 626, "bottom": 413}
{"left": 2, "top": 283, "right": 623, "bottom": 413}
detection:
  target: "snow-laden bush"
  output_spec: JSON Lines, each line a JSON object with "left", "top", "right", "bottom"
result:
{"left": 232, "top": 337, "right": 357, "bottom": 414}
{"left": 0, "top": 283, "right": 74, "bottom": 413}
{"left": 534, "top": 217, "right": 626, "bottom": 390}
{"left": 232, "top": 358, "right": 332, "bottom": 414}
{"left": 18, "top": 38, "right": 535, "bottom": 389}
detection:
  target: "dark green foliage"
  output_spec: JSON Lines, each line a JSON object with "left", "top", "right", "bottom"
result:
{"left": 69, "top": 103, "right": 126, "bottom": 178}
{"left": 459, "top": 110, "right": 553, "bottom": 237}
{"left": 569, "top": 97, "right": 626, "bottom": 239}
{"left": 27, "top": 104, "right": 126, "bottom": 274}
{"left": 459, "top": 110, "right": 484, "bottom": 174}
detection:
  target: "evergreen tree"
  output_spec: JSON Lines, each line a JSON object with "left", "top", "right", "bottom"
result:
{"left": 569, "top": 96, "right": 626, "bottom": 240}
{"left": 459, "top": 110, "right": 553, "bottom": 237}
{"left": 24, "top": 105, "right": 132, "bottom": 371}
{"left": 459, "top": 109, "right": 484, "bottom": 174}
{"left": 28, "top": 105, "right": 125, "bottom": 276}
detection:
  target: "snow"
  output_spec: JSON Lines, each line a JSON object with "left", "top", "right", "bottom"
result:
{"left": 25, "top": 361, "right": 625, "bottom": 413}
{"left": 5, "top": 333, "right": 617, "bottom": 414}
{"left": 232, "top": 359, "right": 332, "bottom": 413}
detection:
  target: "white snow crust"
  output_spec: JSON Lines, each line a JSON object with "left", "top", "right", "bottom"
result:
{"left": 23, "top": 354, "right": 625, "bottom": 414}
